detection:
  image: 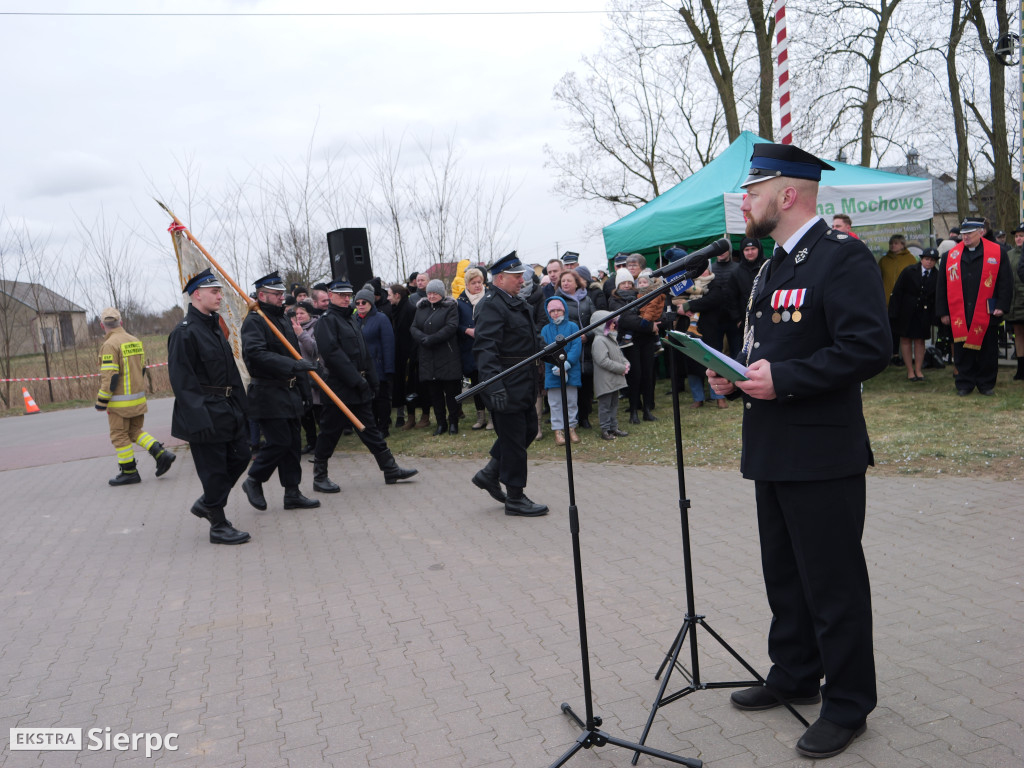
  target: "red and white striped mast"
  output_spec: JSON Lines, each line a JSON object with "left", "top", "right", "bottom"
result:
{"left": 775, "top": 1, "right": 792, "bottom": 144}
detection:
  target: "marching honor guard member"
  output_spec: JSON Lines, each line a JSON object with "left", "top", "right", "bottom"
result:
{"left": 707, "top": 143, "right": 891, "bottom": 759}
{"left": 310, "top": 278, "right": 417, "bottom": 492}
{"left": 470, "top": 252, "right": 548, "bottom": 517}
{"left": 936, "top": 216, "right": 1013, "bottom": 395}
{"left": 240, "top": 271, "right": 320, "bottom": 512}
{"left": 96, "top": 306, "right": 175, "bottom": 485}
{"left": 167, "top": 269, "right": 250, "bottom": 544}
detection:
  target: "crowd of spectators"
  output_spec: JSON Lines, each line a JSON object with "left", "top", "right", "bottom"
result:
{"left": 275, "top": 215, "right": 1024, "bottom": 454}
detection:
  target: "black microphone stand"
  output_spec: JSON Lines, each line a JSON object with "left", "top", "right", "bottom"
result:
{"left": 457, "top": 272, "right": 708, "bottom": 768}
{"left": 629, "top": 341, "right": 808, "bottom": 764}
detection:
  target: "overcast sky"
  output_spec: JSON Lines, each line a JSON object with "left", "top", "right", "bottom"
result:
{"left": 2, "top": 1, "right": 622, "bottom": 310}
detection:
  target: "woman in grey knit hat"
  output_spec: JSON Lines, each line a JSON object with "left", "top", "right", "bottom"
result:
{"left": 410, "top": 280, "right": 463, "bottom": 434}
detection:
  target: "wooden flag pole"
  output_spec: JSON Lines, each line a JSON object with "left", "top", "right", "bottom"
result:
{"left": 156, "top": 199, "right": 364, "bottom": 430}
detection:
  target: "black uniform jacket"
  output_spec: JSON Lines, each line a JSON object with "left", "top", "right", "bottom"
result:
{"left": 740, "top": 220, "right": 890, "bottom": 482}
{"left": 314, "top": 303, "right": 378, "bottom": 405}
{"left": 888, "top": 263, "right": 938, "bottom": 336}
{"left": 240, "top": 302, "right": 307, "bottom": 420}
{"left": 168, "top": 304, "right": 248, "bottom": 443}
{"left": 473, "top": 286, "right": 539, "bottom": 411}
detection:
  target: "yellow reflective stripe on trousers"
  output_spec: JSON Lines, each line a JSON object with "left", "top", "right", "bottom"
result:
{"left": 115, "top": 445, "right": 134, "bottom": 463}
{"left": 108, "top": 394, "right": 147, "bottom": 408}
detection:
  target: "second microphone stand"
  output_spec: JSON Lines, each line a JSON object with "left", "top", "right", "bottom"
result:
{"left": 629, "top": 327, "right": 808, "bottom": 764}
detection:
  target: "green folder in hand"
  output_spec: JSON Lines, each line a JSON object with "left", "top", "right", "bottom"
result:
{"left": 664, "top": 331, "right": 749, "bottom": 382}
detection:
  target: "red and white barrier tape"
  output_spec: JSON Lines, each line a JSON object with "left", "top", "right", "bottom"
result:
{"left": 1, "top": 362, "right": 168, "bottom": 383}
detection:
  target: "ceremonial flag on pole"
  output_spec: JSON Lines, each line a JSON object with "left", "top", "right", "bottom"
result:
{"left": 775, "top": 1, "right": 792, "bottom": 145}
{"left": 168, "top": 222, "right": 250, "bottom": 385}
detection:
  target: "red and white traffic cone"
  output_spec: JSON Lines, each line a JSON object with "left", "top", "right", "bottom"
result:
{"left": 22, "top": 387, "right": 41, "bottom": 414}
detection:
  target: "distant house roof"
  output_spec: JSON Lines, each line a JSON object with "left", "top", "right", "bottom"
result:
{"left": 878, "top": 163, "right": 964, "bottom": 215}
{"left": 424, "top": 262, "right": 459, "bottom": 280}
{"left": 0, "top": 280, "right": 86, "bottom": 313}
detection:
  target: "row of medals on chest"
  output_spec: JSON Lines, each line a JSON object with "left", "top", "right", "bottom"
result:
{"left": 768, "top": 289, "right": 805, "bottom": 324}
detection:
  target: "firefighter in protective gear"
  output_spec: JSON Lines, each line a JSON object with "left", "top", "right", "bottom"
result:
{"left": 95, "top": 307, "right": 175, "bottom": 485}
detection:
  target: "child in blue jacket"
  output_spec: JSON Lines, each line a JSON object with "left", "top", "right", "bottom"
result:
{"left": 541, "top": 296, "right": 583, "bottom": 445}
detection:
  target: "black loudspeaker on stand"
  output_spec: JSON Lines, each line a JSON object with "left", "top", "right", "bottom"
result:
{"left": 327, "top": 228, "right": 373, "bottom": 288}
{"left": 457, "top": 271, "right": 715, "bottom": 767}
{"left": 628, "top": 348, "right": 807, "bottom": 764}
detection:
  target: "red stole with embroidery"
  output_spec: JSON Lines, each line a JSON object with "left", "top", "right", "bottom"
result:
{"left": 945, "top": 239, "right": 1000, "bottom": 350}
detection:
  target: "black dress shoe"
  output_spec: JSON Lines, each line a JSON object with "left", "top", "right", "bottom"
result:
{"left": 796, "top": 718, "right": 866, "bottom": 759}
{"left": 472, "top": 470, "right": 506, "bottom": 502}
{"left": 957, "top": 388, "right": 972, "bottom": 397}
{"left": 432, "top": 423, "right": 449, "bottom": 436}
{"left": 191, "top": 498, "right": 214, "bottom": 520}
{"left": 283, "top": 488, "right": 321, "bottom": 509}
{"left": 979, "top": 388, "right": 995, "bottom": 396}
{"left": 612, "top": 428, "right": 630, "bottom": 437}
{"left": 210, "top": 522, "right": 251, "bottom": 545}
{"left": 242, "top": 477, "right": 268, "bottom": 510}
{"left": 642, "top": 410, "right": 657, "bottom": 421}
{"left": 449, "top": 422, "right": 459, "bottom": 435}
{"left": 505, "top": 494, "right": 548, "bottom": 517}
{"left": 628, "top": 410, "right": 641, "bottom": 424}
{"left": 730, "top": 685, "right": 820, "bottom": 711}
{"left": 579, "top": 418, "right": 591, "bottom": 429}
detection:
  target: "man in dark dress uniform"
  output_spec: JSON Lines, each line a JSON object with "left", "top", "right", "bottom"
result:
{"left": 470, "top": 252, "right": 548, "bottom": 517}
{"left": 707, "top": 143, "right": 891, "bottom": 759}
{"left": 167, "top": 269, "right": 251, "bottom": 544}
{"left": 936, "top": 217, "right": 1013, "bottom": 396}
{"left": 311, "top": 279, "right": 417, "bottom": 492}
{"left": 239, "top": 271, "right": 320, "bottom": 512}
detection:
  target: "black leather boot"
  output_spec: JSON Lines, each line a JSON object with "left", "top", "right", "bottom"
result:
{"left": 449, "top": 420, "right": 459, "bottom": 435}
{"left": 628, "top": 410, "right": 640, "bottom": 424}
{"left": 504, "top": 487, "right": 548, "bottom": 517}
{"left": 471, "top": 458, "right": 506, "bottom": 502}
{"left": 191, "top": 497, "right": 213, "bottom": 520}
{"left": 642, "top": 408, "right": 657, "bottom": 422}
{"left": 148, "top": 442, "right": 176, "bottom": 477}
{"left": 206, "top": 505, "right": 250, "bottom": 545}
{"left": 283, "top": 487, "right": 321, "bottom": 509}
{"left": 432, "top": 421, "right": 449, "bottom": 436}
{"left": 313, "top": 460, "right": 340, "bottom": 493}
{"left": 375, "top": 449, "right": 418, "bottom": 484}
{"left": 109, "top": 460, "right": 141, "bottom": 486}
{"left": 241, "top": 476, "right": 267, "bottom": 510}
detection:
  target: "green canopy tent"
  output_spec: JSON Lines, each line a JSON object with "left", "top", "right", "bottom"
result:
{"left": 601, "top": 131, "right": 933, "bottom": 266}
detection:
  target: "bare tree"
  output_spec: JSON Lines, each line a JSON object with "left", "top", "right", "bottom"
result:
{"left": 964, "top": 0, "right": 1016, "bottom": 228}
{"left": 464, "top": 169, "right": 519, "bottom": 265}
{"left": 545, "top": 0, "right": 775, "bottom": 213}
{"left": 75, "top": 207, "right": 146, "bottom": 329}
{"left": 792, "top": 0, "right": 936, "bottom": 167}
{"left": 412, "top": 134, "right": 466, "bottom": 266}
{"left": 364, "top": 133, "right": 413, "bottom": 284}
{"left": 945, "top": 0, "right": 974, "bottom": 217}
{"left": 675, "top": 0, "right": 776, "bottom": 142}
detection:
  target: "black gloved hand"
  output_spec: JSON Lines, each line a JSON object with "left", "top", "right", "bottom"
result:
{"left": 292, "top": 359, "right": 316, "bottom": 373}
{"left": 487, "top": 386, "right": 508, "bottom": 413}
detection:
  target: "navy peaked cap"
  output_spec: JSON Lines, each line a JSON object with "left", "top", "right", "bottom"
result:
{"left": 254, "top": 271, "right": 286, "bottom": 291}
{"left": 183, "top": 268, "right": 222, "bottom": 295}
{"left": 741, "top": 143, "right": 835, "bottom": 188}
{"left": 488, "top": 251, "right": 526, "bottom": 276}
